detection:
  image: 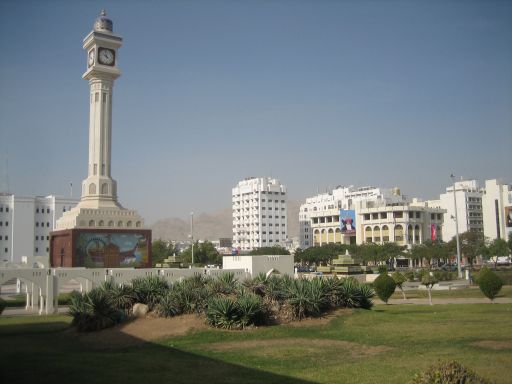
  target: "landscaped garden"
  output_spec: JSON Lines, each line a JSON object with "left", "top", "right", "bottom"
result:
{"left": 1, "top": 303, "right": 511, "bottom": 383}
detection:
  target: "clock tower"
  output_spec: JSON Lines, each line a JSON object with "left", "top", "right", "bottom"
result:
{"left": 55, "top": 11, "right": 145, "bottom": 232}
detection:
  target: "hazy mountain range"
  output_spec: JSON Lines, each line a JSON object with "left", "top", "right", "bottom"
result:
{"left": 151, "top": 200, "right": 301, "bottom": 241}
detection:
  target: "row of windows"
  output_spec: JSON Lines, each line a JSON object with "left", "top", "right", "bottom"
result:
{"left": 35, "top": 247, "right": 49, "bottom": 253}
{"left": 0, "top": 235, "right": 8, "bottom": 240}
{"left": 467, "top": 197, "right": 482, "bottom": 203}
{"left": 36, "top": 208, "right": 51, "bottom": 214}
{"left": 0, "top": 206, "right": 9, "bottom": 212}
{"left": 0, "top": 221, "right": 8, "bottom": 226}
{"left": 36, "top": 236, "right": 50, "bottom": 241}
{"left": 36, "top": 222, "right": 50, "bottom": 228}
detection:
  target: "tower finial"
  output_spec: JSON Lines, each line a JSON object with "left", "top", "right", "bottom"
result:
{"left": 94, "top": 10, "right": 113, "bottom": 32}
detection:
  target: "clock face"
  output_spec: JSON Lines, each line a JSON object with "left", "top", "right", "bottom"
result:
{"left": 98, "top": 48, "right": 115, "bottom": 66}
{"left": 88, "top": 49, "right": 95, "bottom": 67}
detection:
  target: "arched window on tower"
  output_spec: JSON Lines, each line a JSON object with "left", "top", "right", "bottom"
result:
{"left": 89, "top": 183, "right": 96, "bottom": 195}
{"left": 101, "top": 183, "right": 108, "bottom": 195}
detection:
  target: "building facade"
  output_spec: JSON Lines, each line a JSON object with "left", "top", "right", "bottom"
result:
{"left": 356, "top": 199, "right": 445, "bottom": 247}
{"left": 427, "top": 180, "right": 483, "bottom": 242}
{"left": 299, "top": 186, "right": 406, "bottom": 248}
{"left": 232, "top": 177, "right": 287, "bottom": 251}
{"left": 0, "top": 194, "right": 78, "bottom": 263}
{"left": 482, "top": 179, "right": 512, "bottom": 241}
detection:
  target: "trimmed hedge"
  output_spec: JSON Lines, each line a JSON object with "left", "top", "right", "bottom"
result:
{"left": 373, "top": 273, "right": 396, "bottom": 304}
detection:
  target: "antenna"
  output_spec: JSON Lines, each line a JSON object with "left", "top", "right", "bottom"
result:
{"left": 70, "top": 182, "right": 73, "bottom": 198}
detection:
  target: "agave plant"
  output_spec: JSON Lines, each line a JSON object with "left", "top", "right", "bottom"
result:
{"left": 236, "top": 292, "right": 264, "bottom": 328}
{"left": 131, "top": 276, "right": 169, "bottom": 310}
{"left": 356, "top": 284, "right": 374, "bottom": 309}
{"left": 263, "top": 275, "right": 285, "bottom": 304}
{"left": 68, "top": 288, "right": 124, "bottom": 332}
{"left": 283, "top": 279, "right": 312, "bottom": 320}
{"left": 205, "top": 296, "right": 240, "bottom": 329}
{"left": 155, "top": 290, "right": 183, "bottom": 318}
{"left": 108, "top": 284, "right": 137, "bottom": 315}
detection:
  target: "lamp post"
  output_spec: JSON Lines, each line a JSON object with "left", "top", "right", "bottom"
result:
{"left": 190, "top": 212, "right": 194, "bottom": 266}
{"left": 450, "top": 174, "right": 462, "bottom": 278}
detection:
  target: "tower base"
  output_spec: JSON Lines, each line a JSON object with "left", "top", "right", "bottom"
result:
{"left": 50, "top": 228, "right": 152, "bottom": 268}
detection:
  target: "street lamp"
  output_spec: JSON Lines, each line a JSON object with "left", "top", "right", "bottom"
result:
{"left": 190, "top": 212, "right": 194, "bottom": 266}
{"left": 450, "top": 174, "right": 462, "bottom": 278}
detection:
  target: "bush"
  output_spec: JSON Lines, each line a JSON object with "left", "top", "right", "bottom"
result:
{"left": 68, "top": 289, "right": 124, "bottom": 332}
{"left": 131, "top": 276, "right": 169, "bottom": 310}
{"left": 377, "top": 265, "right": 388, "bottom": 274}
{"left": 477, "top": 267, "right": 503, "bottom": 302}
{"left": 0, "top": 297, "right": 5, "bottom": 315}
{"left": 373, "top": 273, "right": 396, "bottom": 304}
{"left": 205, "top": 296, "right": 240, "bottom": 329}
{"left": 404, "top": 271, "right": 415, "bottom": 282}
{"left": 409, "top": 360, "right": 491, "bottom": 384}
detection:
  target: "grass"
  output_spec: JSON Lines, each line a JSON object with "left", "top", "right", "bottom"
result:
{"left": 1, "top": 303, "right": 512, "bottom": 384}
{"left": 391, "top": 285, "right": 512, "bottom": 300}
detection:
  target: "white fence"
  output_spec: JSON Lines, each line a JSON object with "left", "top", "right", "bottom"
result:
{"left": 0, "top": 267, "right": 248, "bottom": 315}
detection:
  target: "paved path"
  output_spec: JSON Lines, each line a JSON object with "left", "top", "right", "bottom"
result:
{"left": 375, "top": 297, "right": 512, "bottom": 305}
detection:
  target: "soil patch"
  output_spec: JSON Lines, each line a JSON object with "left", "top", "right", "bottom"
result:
{"left": 470, "top": 340, "right": 512, "bottom": 350}
{"left": 204, "top": 338, "right": 392, "bottom": 358}
{"left": 70, "top": 314, "right": 207, "bottom": 349}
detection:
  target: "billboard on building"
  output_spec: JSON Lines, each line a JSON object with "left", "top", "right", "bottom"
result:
{"left": 340, "top": 210, "right": 356, "bottom": 235}
{"left": 506, "top": 206, "right": 512, "bottom": 228}
{"left": 75, "top": 232, "right": 150, "bottom": 268}
{"left": 431, "top": 224, "right": 437, "bottom": 241}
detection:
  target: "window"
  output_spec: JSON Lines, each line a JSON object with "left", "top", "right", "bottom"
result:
{"left": 5, "top": 207, "right": 8, "bottom": 212}
{"left": 36, "top": 236, "right": 39, "bottom": 241}
{"left": 47, "top": 208, "right": 50, "bottom": 213}
{"left": 5, "top": 221, "right": 8, "bottom": 226}
{"left": 4, "top": 248, "right": 7, "bottom": 253}
{"left": 0, "top": 236, "right": 2, "bottom": 240}
{"left": 35, "top": 247, "right": 38, "bottom": 253}
{"left": 46, "top": 236, "right": 49, "bottom": 240}
{"left": 36, "top": 208, "right": 39, "bottom": 213}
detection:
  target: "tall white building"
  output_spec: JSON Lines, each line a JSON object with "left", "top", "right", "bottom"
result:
{"left": 232, "top": 177, "right": 287, "bottom": 251}
{"left": 482, "top": 179, "right": 512, "bottom": 241}
{"left": 299, "top": 186, "right": 406, "bottom": 248}
{"left": 427, "top": 180, "right": 483, "bottom": 242}
{"left": 0, "top": 194, "right": 78, "bottom": 263}
{"left": 56, "top": 11, "right": 144, "bottom": 231}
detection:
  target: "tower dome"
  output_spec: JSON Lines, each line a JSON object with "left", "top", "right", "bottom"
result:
{"left": 93, "top": 10, "right": 113, "bottom": 32}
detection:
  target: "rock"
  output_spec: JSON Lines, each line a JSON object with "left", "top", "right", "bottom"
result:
{"left": 132, "top": 303, "right": 149, "bottom": 317}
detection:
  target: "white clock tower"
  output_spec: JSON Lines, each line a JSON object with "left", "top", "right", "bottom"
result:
{"left": 56, "top": 11, "right": 144, "bottom": 230}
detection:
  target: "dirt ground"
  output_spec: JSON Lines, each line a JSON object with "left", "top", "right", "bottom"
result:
{"left": 71, "top": 313, "right": 208, "bottom": 349}
{"left": 69, "top": 308, "right": 352, "bottom": 349}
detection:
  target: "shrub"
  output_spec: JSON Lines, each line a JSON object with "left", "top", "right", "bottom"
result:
{"left": 409, "top": 360, "right": 491, "bottom": 384}
{"left": 0, "top": 297, "right": 6, "bottom": 315}
{"left": 131, "top": 276, "right": 169, "bottom": 310}
{"left": 477, "top": 267, "right": 503, "bottom": 303}
{"left": 236, "top": 292, "right": 265, "bottom": 328}
{"left": 284, "top": 278, "right": 329, "bottom": 320}
{"left": 356, "top": 284, "right": 375, "bottom": 309}
{"left": 205, "top": 296, "right": 240, "bottom": 329}
{"left": 377, "top": 265, "right": 388, "bottom": 274}
{"left": 68, "top": 289, "right": 124, "bottom": 332}
{"left": 421, "top": 274, "right": 439, "bottom": 306}
{"left": 404, "top": 271, "right": 415, "bottom": 282}
{"left": 373, "top": 273, "right": 396, "bottom": 304}
{"left": 107, "top": 284, "right": 137, "bottom": 315}
{"left": 155, "top": 291, "right": 182, "bottom": 318}
{"left": 392, "top": 272, "right": 407, "bottom": 300}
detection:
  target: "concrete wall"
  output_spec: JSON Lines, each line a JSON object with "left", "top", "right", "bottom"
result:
{"left": 223, "top": 254, "right": 294, "bottom": 277}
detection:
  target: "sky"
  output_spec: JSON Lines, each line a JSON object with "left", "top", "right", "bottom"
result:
{"left": 0, "top": 0, "right": 511, "bottom": 224}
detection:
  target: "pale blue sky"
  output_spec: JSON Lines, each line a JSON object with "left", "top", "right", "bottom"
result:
{"left": 1, "top": 0, "right": 511, "bottom": 224}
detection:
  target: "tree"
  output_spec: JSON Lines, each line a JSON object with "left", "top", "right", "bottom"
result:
{"left": 373, "top": 273, "right": 396, "bottom": 304}
{"left": 250, "top": 245, "right": 290, "bottom": 255}
{"left": 391, "top": 271, "right": 407, "bottom": 300}
{"left": 151, "top": 240, "right": 177, "bottom": 267}
{"left": 181, "top": 241, "right": 221, "bottom": 266}
{"left": 486, "top": 238, "right": 510, "bottom": 269}
{"left": 421, "top": 273, "right": 438, "bottom": 306}
{"left": 477, "top": 267, "right": 503, "bottom": 303}
{"left": 448, "top": 231, "right": 486, "bottom": 270}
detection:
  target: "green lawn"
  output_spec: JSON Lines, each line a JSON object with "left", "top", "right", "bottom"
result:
{"left": 1, "top": 304, "right": 511, "bottom": 384}
{"left": 392, "top": 285, "right": 512, "bottom": 299}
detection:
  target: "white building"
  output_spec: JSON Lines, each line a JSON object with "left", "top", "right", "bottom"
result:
{"left": 56, "top": 11, "right": 144, "bottom": 231}
{"left": 357, "top": 199, "right": 445, "bottom": 247}
{"left": 299, "top": 186, "right": 407, "bottom": 248}
{"left": 232, "top": 177, "right": 287, "bottom": 251}
{"left": 427, "top": 180, "right": 483, "bottom": 242}
{"left": 0, "top": 194, "right": 78, "bottom": 263}
{"left": 223, "top": 254, "right": 294, "bottom": 276}
{"left": 482, "top": 179, "right": 512, "bottom": 241}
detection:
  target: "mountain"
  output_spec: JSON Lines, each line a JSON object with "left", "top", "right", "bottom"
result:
{"left": 151, "top": 201, "right": 301, "bottom": 241}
